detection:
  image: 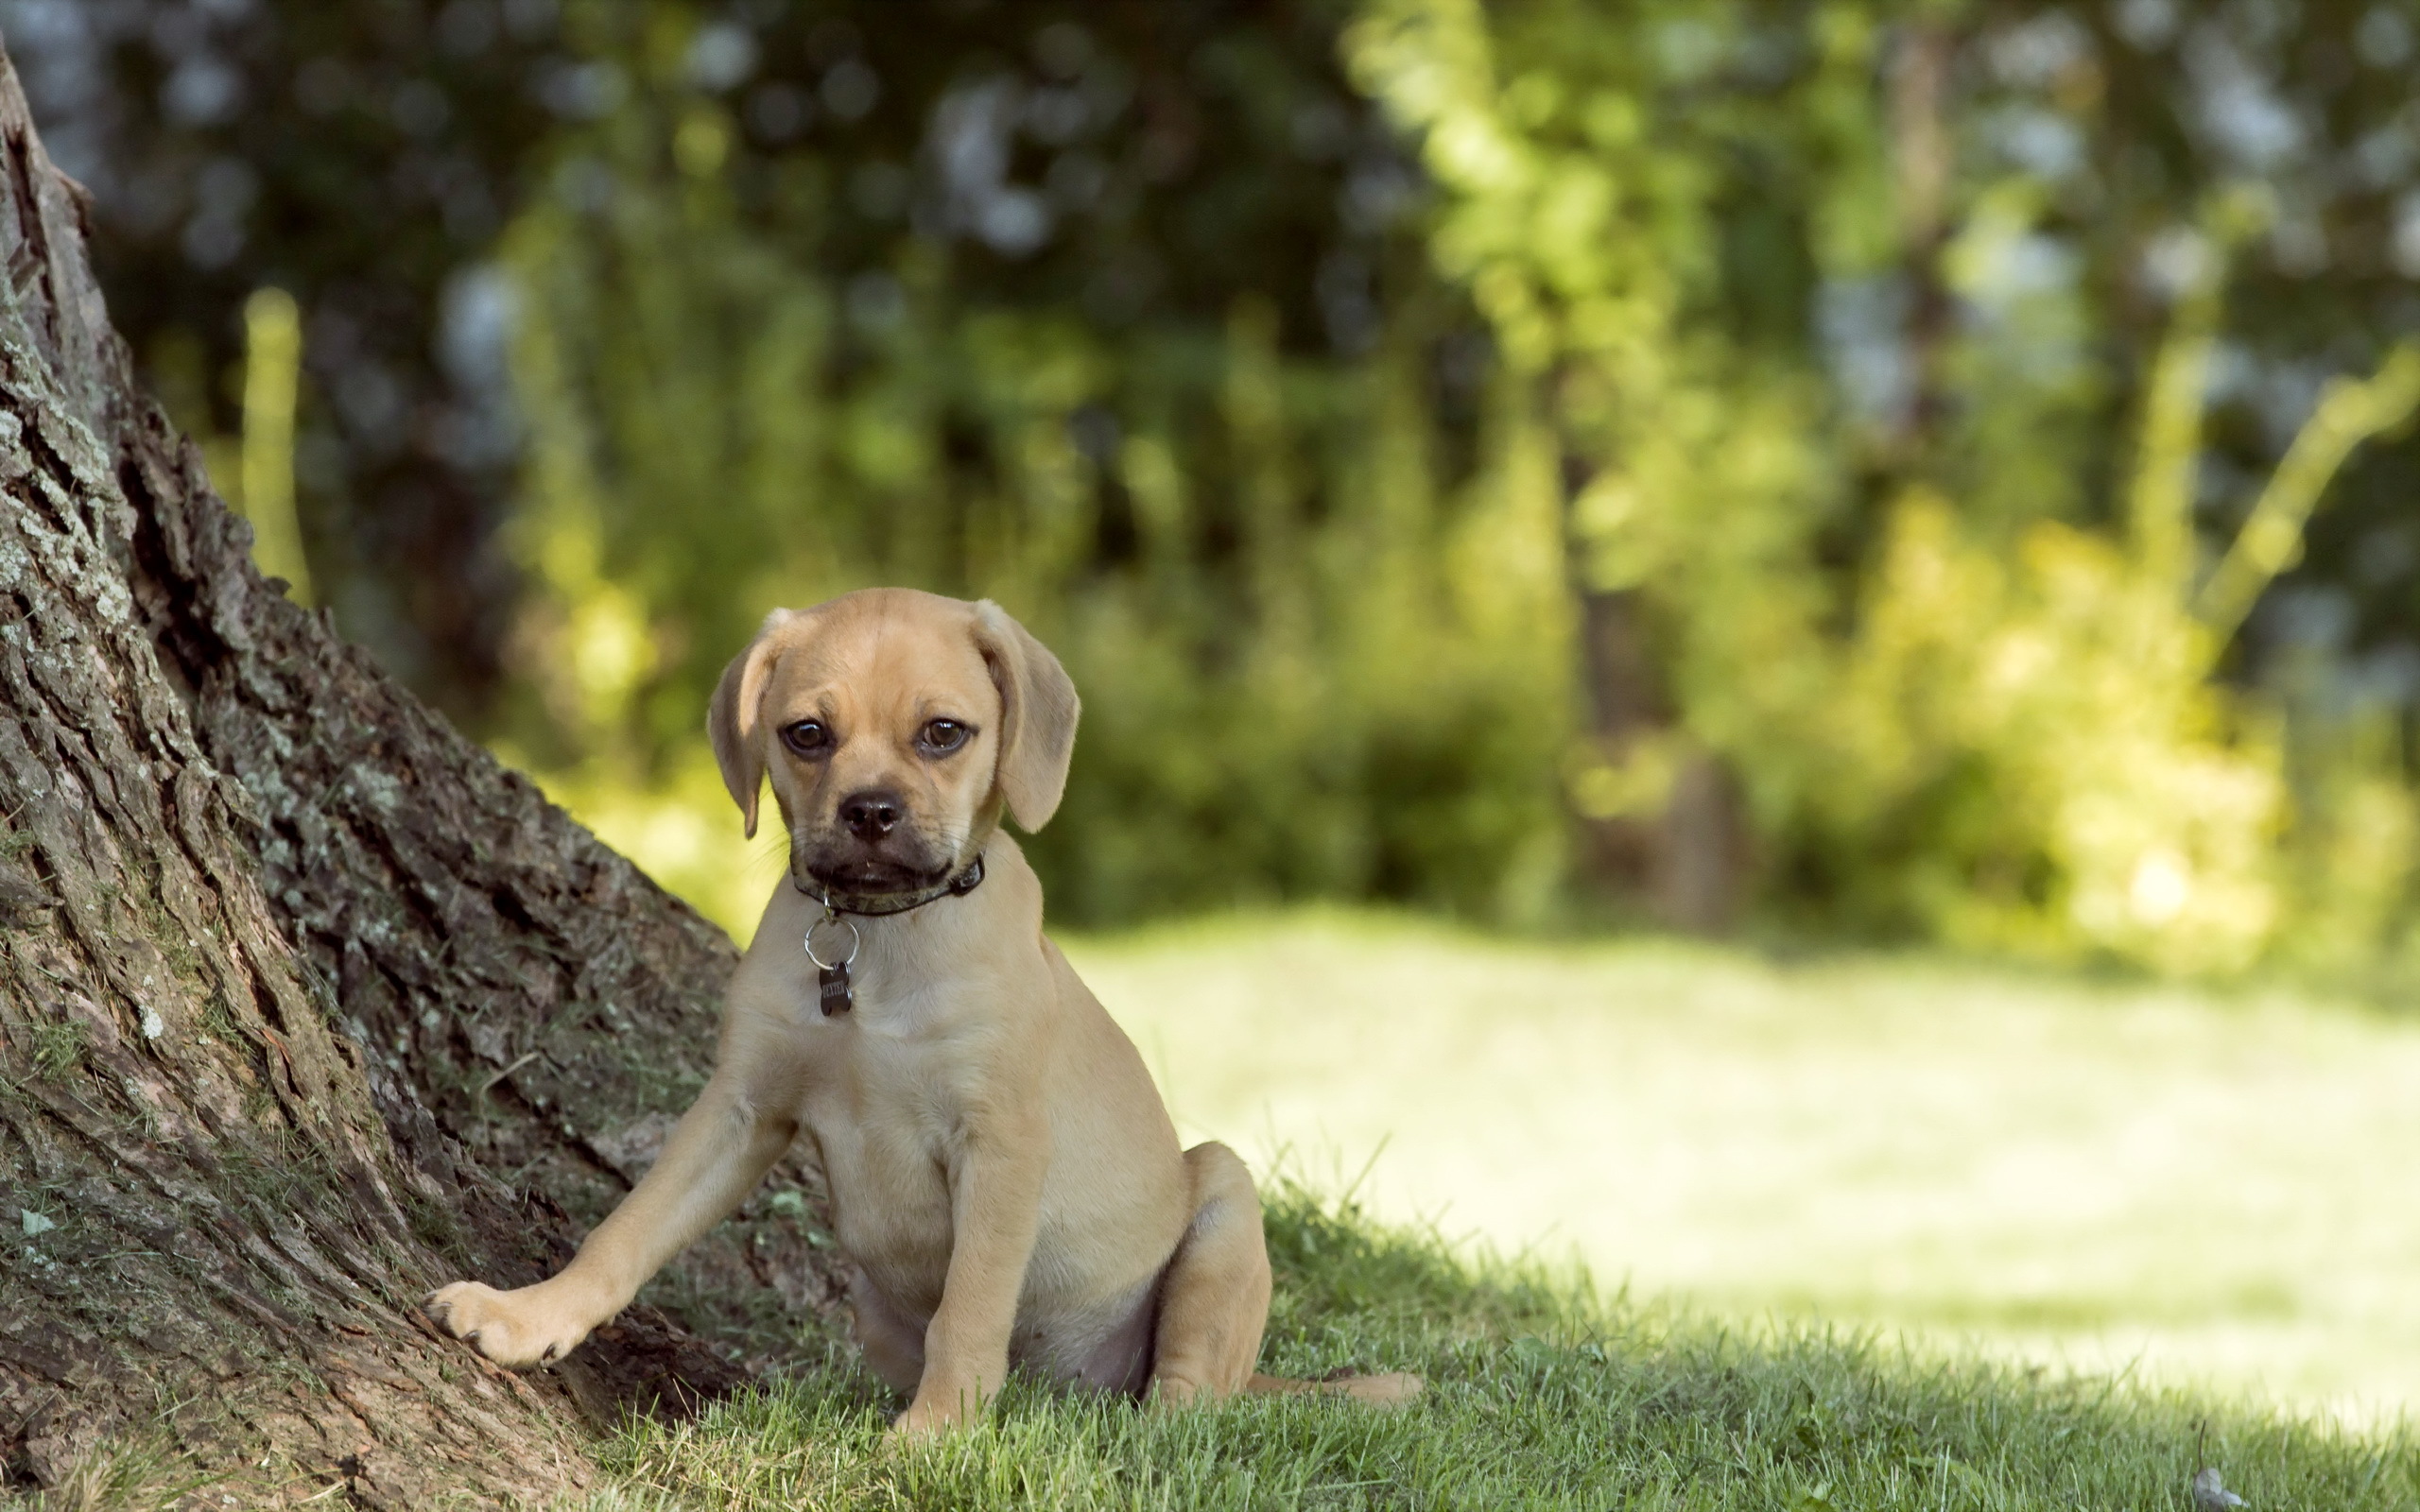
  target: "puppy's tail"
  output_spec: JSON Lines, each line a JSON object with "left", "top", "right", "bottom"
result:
{"left": 1245, "top": 1370, "right": 1423, "bottom": 1406}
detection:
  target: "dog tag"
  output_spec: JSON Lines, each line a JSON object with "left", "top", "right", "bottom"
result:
{"left": 804, "top": 910, "right": 859, "bottom": 1017}
{"left": 818, "top": 962, "right": 854, "bottom": 1016}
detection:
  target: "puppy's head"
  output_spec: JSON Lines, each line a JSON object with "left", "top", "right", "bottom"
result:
{"left": 708, "top": 589, "right": 1079, "bottom": 897}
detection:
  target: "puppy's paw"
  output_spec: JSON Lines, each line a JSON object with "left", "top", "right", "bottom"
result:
{"left": 889, "top": 1390, "right": 979, "bottom": 1438}
{"left": 1147, "top": 1375, "right": 1205, "bottom": 1412}
{"left": 424, "top": 1279, "right": 598, "bottom": 1368}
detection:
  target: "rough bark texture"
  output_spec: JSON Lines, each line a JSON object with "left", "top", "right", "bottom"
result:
{"left": 0, "top": 48, "right": 839, "bottom": 1506}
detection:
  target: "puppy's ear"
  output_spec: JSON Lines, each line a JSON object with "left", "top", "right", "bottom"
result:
{"left": 972, "top": 600, "right": 1080, "bottom": 831}
{"left": 707, "top": 610, "right": 792, "bottom": 839}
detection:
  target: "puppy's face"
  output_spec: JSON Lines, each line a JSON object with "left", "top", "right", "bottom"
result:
{"left": 710, "top": 590, "right": 1080, "bottom": 898}
{"left": 762, "top": 606, "right": 1000, "bottom": 892}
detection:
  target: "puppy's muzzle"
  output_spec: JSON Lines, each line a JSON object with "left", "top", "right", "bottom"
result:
{"left": 801, "top": 787, "right": 956, "bottom": 894}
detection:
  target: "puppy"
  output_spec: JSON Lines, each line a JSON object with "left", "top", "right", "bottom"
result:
{"left": 428, "top": 589, "right": 1418, "bottom": 1430}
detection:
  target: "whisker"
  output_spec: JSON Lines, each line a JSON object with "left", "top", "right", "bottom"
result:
{"left": 745, "top": 833, "right": 792, "bottom": 879}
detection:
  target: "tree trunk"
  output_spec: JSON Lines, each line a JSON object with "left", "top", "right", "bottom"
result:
{"left": 1563, "top": 455, "right": 1749, "bottom": 934}
{"left": 1889, "top": 19, "right": 1956, "bottom": 464}
{"left": 0, "top": 49, "right": 839, "bottom": 1506}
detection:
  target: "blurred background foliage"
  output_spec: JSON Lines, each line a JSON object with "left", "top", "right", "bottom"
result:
{"left": 12, "top": 0, "right": 2420, "bottom": 974}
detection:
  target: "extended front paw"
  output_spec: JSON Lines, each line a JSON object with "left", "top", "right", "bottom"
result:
{"left": 424, "top": 1279, "right": 600, "bottom": 1367}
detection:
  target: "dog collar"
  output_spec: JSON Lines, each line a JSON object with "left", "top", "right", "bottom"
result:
{"left": 793, "top": 853, "right": 986, "bottom": 919}
{"left": 795, "top": 856, "right": 985, "bottom": 1018}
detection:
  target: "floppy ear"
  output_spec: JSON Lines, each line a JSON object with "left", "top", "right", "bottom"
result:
{"left": 707, "top": 610, "right": 793, "bottom": 839}
{"left": 971, "top": 600, "right": 1080, "bottom": 831}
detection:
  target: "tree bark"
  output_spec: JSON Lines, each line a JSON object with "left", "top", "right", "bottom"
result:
{"left": 0, "top": 47, "right": 838, "bottom": 1506}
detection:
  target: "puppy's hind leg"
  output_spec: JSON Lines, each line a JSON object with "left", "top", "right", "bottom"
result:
{"left": 1148, "top": 1142, "right": 1272, "bottom": 1406}
{"left": 1148, "top": 1143, "right": 1421, "bottom": 1409}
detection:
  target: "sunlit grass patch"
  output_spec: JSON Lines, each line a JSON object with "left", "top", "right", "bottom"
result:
{"left": 588, "top": 1183, "right": 2418, "bottom": 1511}
{"left": 1065, "top": 911, "right": 2420, "bottom": 1417}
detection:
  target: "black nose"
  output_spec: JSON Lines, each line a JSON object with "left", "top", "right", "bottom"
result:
{"left": 839, "top": 789, "right": 906, "bottom": 840}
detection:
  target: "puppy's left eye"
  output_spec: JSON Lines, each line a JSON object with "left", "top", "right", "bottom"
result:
{"left": 917, "top": 718, "right": 971, "bottom": 755}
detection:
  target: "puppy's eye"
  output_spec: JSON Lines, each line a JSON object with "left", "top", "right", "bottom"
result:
{"left": 917, "top": 718, "right": 971, "bottom": 755}
{"left": 780, "top": 720, "right": 831, "bottom": 757}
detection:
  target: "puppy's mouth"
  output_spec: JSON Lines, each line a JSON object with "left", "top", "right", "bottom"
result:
{"left": 796, "top": 835, "right": 957, "bottom": 900}
{"left": 803, "top": 856, "right": 949, "bottom": 894}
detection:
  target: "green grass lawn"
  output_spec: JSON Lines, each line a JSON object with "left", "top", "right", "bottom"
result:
{"left": 577, "top": 913, "right": 2420, "bottom": 1510}
{"left": 587, "top": 1184, "right": 2414, "bottom": 1510}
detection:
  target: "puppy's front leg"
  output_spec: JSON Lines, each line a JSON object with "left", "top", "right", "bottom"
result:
{"left": 895, "top": 1114, "right": 1048, "bottom": 1435}
{"left": 428, "top": 1071, "right": 795, "bottom": 1367}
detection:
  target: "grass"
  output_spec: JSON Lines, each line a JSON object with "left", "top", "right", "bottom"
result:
{"left": 573, "top": 912, "right": 2420, "bottom": 1509}
{"left": 584, "top": 1182, "right": 2417, "bottom": 1510}
{"left": 1066, "top": 912, "right": 2420, "bottom": 1419}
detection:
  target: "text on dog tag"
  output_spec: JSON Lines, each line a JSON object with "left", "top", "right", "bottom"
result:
{"left": 818, "top": 962, "right": 854, "bottom": 1016}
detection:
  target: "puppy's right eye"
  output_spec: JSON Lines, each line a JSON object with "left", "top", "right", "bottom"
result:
{"left": 780, "top": 720, "right": 831, "bottom": 757}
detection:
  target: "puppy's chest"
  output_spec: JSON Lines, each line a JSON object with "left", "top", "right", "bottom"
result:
{"left": 789, "top": 1021, "right": 959, "bottom": 1128}
{"left": 779, "top": 972, "right": 992, "bottom": 1165}
{"left": 783, "top": 1006, "right": 989, "bottom": 1280}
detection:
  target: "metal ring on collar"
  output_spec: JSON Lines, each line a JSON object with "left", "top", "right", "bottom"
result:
{"left": 804, "top": 913, "right": 860, "bottom": 972}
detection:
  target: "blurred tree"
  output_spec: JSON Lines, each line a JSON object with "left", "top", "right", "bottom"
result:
{"left": 493, "top": 0, "right": 1569, "bottom": 931}
{"left": 4, "top": 0, "right": 1572, "bottom": 933}
{"left": 4, "top": 0, "right": 568, "bottom": 720}
{"left": 1350, "top": 0, "right": 2420, "bottom": 970}
{"left": 14, "top": 0, "right": 2420, "bottom": 966}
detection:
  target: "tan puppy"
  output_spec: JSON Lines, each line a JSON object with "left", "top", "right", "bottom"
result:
{"left": 427, "top": 589, "right": 1418, "bottom": 1430}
